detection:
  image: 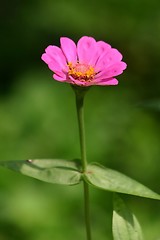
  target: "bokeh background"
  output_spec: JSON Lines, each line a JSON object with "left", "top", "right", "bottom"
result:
{"left": 0, "top": 0, "right": 160, "bottom": 239}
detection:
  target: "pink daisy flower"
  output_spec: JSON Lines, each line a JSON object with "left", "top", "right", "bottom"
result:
{"left": 41, "top": 36, "right": 127, "bottom": 86}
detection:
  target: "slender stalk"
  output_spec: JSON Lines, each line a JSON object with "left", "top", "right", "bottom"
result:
{"left": 75, "top": 94, "right": 87, "bottom": 172}
{"left": 83, "top": 181, "right": 92, "bottom": 240}
{"left": 74, "top": 88, "right": 92, "bottom": 240}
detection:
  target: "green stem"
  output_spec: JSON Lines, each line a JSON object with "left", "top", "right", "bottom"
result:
{"left": 75, "top": 93, "right": 87, "bottom": 172}
{"left": 74, "top": 87, "right": 92, "bottom": 240}
{"left": 83, "top": 181, "right": 92, "bottom": 240}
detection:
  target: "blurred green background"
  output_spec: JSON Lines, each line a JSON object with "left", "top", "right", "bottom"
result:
{"left": 0, "top": 0, "right": 160, "bottom": 239}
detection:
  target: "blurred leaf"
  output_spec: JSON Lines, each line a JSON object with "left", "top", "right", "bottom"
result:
{"left": 0, "top": 159, "right": 82, "bottom": 185}
{"left": 84, "top": 163, "right": 160, "bottom": 200}
{"left": 112, "top": 193, "right": 143, "bottom": 240}
{"left": 139, "top": 99, "right": 160, "bottom": 111}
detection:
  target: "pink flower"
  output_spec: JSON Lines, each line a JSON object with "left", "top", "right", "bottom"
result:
{"left": 41, "top": 36, "right": 127, "bottom": 86}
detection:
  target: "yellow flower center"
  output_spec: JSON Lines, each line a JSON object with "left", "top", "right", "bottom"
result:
{"left": 68, "top": 62, "right": 95, "bottom": 81}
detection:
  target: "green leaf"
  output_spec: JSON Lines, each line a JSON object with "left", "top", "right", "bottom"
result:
{"left": 0, "top": 159, "right": 82, "bottom": 185}
{"left": 84, "top": 163, "right": 160, "bottom": 200}
{"left": 112, "top": 193, "right": 143, "bottom": 240}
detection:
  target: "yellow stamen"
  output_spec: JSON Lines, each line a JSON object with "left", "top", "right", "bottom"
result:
{"left": 67, "top": 62, "right": 95, "bottom": 81}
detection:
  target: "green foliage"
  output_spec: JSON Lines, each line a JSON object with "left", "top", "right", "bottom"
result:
{"left": 112, "top": 194, "right": 143, "bottom": 240}
{"left": 84, "top": 163, "right": 160, "bottom": 200}
{"left": 0, "top": 79, "right": 160, "bottom": 239}
{"left": 0, "top": 159, "right": 81, "bottom": 185}
{"left": 1, "top": 160, "right": 159, "bottom": 200}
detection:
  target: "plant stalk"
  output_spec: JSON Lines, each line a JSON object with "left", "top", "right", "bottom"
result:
{"left": 74, "top": 87, "right": 92, "bottom": 240}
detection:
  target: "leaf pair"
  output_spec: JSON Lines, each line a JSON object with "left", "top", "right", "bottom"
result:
{"left": 0, "top": 159, "right": 159, "bottom": 200}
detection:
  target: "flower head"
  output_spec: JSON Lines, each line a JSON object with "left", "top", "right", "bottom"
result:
{"left": 41, "top": 36, "right": 127, "bottom": 86}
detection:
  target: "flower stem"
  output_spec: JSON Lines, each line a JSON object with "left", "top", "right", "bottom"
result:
{"left": 75, "top": 93, "right": 87, "bottom": 172}
{"left": 74, "top": 87, "right": 92, "bottom": 240}
{"left": 83, "top": 181, "right": 92, "bottom": 240}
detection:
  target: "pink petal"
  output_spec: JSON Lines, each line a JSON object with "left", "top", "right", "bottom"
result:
{"left": 60, "top": 37, "right": 77, "bottom": 63}
{"left": 46, "top": 59, "right": 65, "bottom": 74}
{"left": 95, "top": 48, "right": 123, "bottom": 71}
{"left": 96, "top": 78, "right": 119, "bottom": 86}
{"left": 45, "top": 45, "right": 67, "bottom": 70}
{"left": 53, "top": 74, "right": 67, "bottom": 82}
{"left": 68, "top": 76, "right": 85, "bottom": 85}
{"left": 42, "top": 53, "right": 65, "bottom": 74}
{"left": 77, "top": 36, "right": 98, "bottom": 66}
{"left": 96, "top": 62, "right": 127, "bottom": 80}
{"left": 41, "top": 53, "right": 52, "bottom": 64}
{"left": 68, "top": 75, "right": 92, "bottom": 86}
{"left": 96, "top": 41, "right": 111, "bottom": 56}
{"left": 51, "top": 68, "right": 66, "bottom": 79}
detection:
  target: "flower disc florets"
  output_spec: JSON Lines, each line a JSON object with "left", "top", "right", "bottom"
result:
{"left": 68, "top": 62, "right": 95, "bottom": 82}
{"left": 41, "top": 36, "right": 127, "bottom": 86}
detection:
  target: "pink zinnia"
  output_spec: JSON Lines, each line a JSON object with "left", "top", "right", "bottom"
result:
{"left": 41, "top": 36, "right": 127, "bottom": 86}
